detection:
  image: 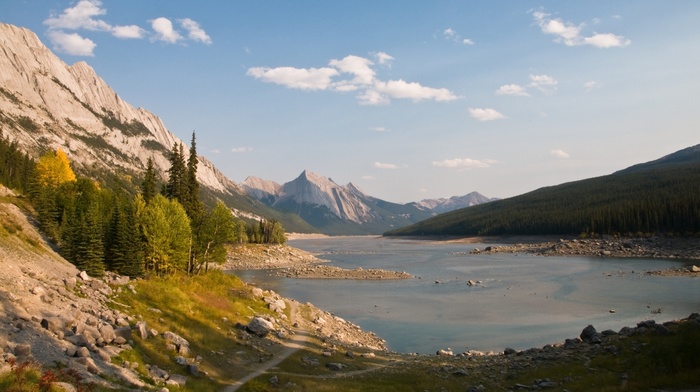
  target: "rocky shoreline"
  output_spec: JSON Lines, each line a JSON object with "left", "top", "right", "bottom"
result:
{"left": 471, "top": 236, "right": 700, "bottom": 276}
{"left": 224, "top": 243, "right": 413, "bottom": 280}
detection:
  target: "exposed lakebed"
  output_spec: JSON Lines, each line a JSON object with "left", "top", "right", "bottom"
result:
{"left": 233, "top": 236, "right": 699, "bottom": 354}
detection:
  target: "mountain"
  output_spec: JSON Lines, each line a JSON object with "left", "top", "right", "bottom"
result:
{"left": 243, "top": 170, "right": 442, "bottom": 235}
{"left": 414, "top": 192, "right": 498, "bottom": 214}
{"left": 385, "top": 145, "right": 700, "bottom": 237}
{"left": 243, "top": 171, "right": 496, "bottom": 235}
{"left": 0, "top": 22, "right": 319, "bottom": 233}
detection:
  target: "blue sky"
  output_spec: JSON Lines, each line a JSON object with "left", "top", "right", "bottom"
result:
{"left": 2, "top": 1, "right": 699, "bottom": 203}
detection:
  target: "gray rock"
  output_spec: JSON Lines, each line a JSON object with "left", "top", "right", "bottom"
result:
{"left": 247, "top": 317, "right": 274, "bottom": 337}
{"left": 114, "top": 326, "right": 132, "bottom": 340}
{"left": 75, "top": 346, "right": 90, "bottom": 358}
{"left": 188, "top": 363, "right": 199, "bottom": 376}
{"left": 14, "top": 344, "right": 32, "bottom": 357}
{"left": 167, "top": 374, "right": 187, "bottom": 387}
{"left": 64, "top": 277, "right": 77, "bottom": 291}
{"left": 163, "top": 331, "right": 190, "bottom": 349}
{"left": 326, "top": 362, "right": 346, "bottom": 371}
{"left": 41, "top": 317, "right": 64, "bottom": 334}
{"left": 135, "top": 321, "right": 149, "bottom": 340}
{"left": 78, "top": 271, "right": 91, "bottom": 281}
{"left": 504, "top": 347, "right": 517, "bottom": 355}
{"left": 98, "top": 324, "right": 116, "bottom": 344}
{"left": 269, "top": 299, "right": 286, "bottom": 313}
{"left": 580, "top": 324, "right": 600, "bottom": 343}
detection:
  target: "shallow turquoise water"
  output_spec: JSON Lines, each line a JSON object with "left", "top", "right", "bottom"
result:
{"left": 233, "top": 236, "right": 700, "bottom": 354}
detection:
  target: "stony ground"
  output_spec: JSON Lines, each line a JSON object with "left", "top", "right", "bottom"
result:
{"left": 224, "top": 243, "right": 412, "bottom": 280}
{"left": 471, "top": 236, "right": 700, "bottom": 276}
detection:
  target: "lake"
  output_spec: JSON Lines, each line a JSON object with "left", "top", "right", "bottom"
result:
{"left": 233, "top": 236, "right": 700, "bottom": 354}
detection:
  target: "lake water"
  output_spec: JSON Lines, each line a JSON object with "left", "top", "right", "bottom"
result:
{"left": 233, "top": 236, "right": 700, "bottom": 354}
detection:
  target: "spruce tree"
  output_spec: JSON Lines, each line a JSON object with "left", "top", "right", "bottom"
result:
{"left": 165, "top": 143, "right": 186, "bottom": 202}
{"left": 141, "top": 157, "right": 157, "bottom": 203}
{"left": 185, "top": 132, "right": 203, "bottom": 221}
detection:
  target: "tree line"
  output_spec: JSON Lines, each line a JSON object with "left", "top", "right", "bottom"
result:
{"left": 0, "top": 131, "right": 286, "bottom": 278}
{"left": 386, "top": 159, "right": 700, "bottom": 238}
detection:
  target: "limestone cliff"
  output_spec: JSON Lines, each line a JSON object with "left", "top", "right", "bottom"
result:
{"left": 0, "top": 22, "right": 238, "bottom": 194}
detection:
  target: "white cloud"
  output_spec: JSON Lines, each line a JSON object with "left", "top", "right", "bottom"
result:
{"left": 46, "top": 30, "right": 96, "bottom": 56}
{"left": 528, "top": 74, "right": 558, "bottom": 94}
{"left": 550, "top": 149, "right": 570, "bottom": 158}
{"left": 584, "top": 33, "right": 631, "bottom": 48}
{"left": 432, "top": 158, "right": 494, "bottom": 169}
{"left": 374, "top": 79, "right": 459, "bottom": 102}
{"left": 44, "top": 0, "right": 110, "bottom": 32}
{"left": 247, "top": 66, "right": 339, "bottom": 91}
{"left": 373, "top": 52, "right": 394, "bottom": 66}
{"left": 370, "top": 126, "right": 390, "bottom": 132}
{"left": 249, "top": 55, "right": 459, "bottom": 105}
{"left": 468, "top": 108, "right": 505, "bottom": 121}
{"left": 443, "top": 27, "right": 474, "bottom": 45}
{"left": 495, "top": 84, "right": 530, "bottom": 96}
{"left": 329, "top": 55, "right": 375, "bottom": 85}
{"left": 232, "top": 147, "right": 253, "bottom": 153}
{"left": 179, "top": 18, "right": 212, "bottom": 45}
{"left": 532, "top": 10, "right": 630, "bottom": 48}
{"left": 151, "top": 17, "right": 182, "bottom": 43}
{"left": 361, "top": 175, "right": 376, "bottom": 180}
{"left": 584, "top": 80, "right": 601, "bottom": 91}
{"left": 358, "top": 89, "right": 391, "bottom": 106}
{"left": 111, "top": 25, "right": 146, "bottom": 39}
{"left": 374, "top": 162, "right": 400, "bottom": 169}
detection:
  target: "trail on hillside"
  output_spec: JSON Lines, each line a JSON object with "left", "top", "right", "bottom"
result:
{"left": 223, "top": 301, "right": 311, "bottom": 391}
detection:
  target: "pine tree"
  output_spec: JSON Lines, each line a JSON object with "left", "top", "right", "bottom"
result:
{"left": 165, "top": 143, "right": 186, "bottom": 202}
{"left": 184, "top": 132, "right": 203, "bottom": 221}
{"left": 105, "top": 196, "right": 144, "bottom": 277}
{"left": 141, "top": 157, "right": 157, "bottom": 203}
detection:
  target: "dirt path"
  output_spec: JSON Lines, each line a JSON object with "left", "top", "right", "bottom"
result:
{"left": 224, "top": 301, "right": 311, "bottom": 392}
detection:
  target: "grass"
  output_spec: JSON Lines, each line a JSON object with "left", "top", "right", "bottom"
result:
{"left": 110, "top": 270, "right": 277, "bottom": 390}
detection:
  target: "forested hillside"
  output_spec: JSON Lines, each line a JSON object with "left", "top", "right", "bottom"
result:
{"left": 385, "top": 145, "right": 700, "bottom": 237}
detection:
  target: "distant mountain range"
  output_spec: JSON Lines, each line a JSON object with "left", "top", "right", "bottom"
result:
{"left": 386, "top": 144, "right": 700, "bottom": 237}
{"left": 242, "top": 171, "right": 495, "bottom": 235}
{"left": 0, "top": 22, "right": 494, "bottom": 236}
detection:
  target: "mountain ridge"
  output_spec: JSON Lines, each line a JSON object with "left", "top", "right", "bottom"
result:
{"left": 386, "top": 144, "right": 700, "bottom": 237}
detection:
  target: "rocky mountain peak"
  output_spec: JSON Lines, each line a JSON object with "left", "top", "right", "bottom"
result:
{"left": 0, "top": 22, "right": 238, "bottom": 195}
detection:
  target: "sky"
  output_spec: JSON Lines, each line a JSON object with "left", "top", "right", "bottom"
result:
{"left": 2, "top": 1, "right": 699, "bottom": 203}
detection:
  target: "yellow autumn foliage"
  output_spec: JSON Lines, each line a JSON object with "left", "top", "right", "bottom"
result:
{"left": 34, "top": 148, "right": 76, "bottom": 188}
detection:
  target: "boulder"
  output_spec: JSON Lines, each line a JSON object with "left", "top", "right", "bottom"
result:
{"left": 163, "top": 331, "right": 190, "bottom": 349}
{"left": 326, "top": 362, "right": 346, "bottom": 371}
{"left": 580, "top": 324, "right": 600, "bottom": 344}
{"left": 269, "top": 299, "right": 286, "bottom": 313}
{"left": 135, "top": 321, "right": 149, "bottom": 340}
{"left": 63, "top": 277, "right": 76, "bottom": 292}
{"left": 41, "top": 317, "right": 64, "bottom": 335}
{"left": 691, "top": 265, "right": 700, "bottom": 272}
{"left": 247, "top": 317, "right": 274, "bottom": 337}
{"left": 98, "top": 324, "right": 116, "bottom": 344}
{"left": 167, "top": 374, "right": 187, "bottom": 387}
{"left": 78, "top": 271, "right": 91, "bottom": 281}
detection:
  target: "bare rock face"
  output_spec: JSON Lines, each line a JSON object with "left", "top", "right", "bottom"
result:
{"left": 0, "top": 22, "right": 243, "bottom": 196}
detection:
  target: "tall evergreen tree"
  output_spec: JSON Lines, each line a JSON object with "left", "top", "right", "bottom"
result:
{"left": 185, "top": 132, "right": 203, "bottom": 221}
{"left": 165, "top": 143, "right": 186, "bottom": 202}
{"left": 105, "top": 195, "right": 144, "bottom": 277}
{"left": 141, "top": 157, "right": 157, "bottom": 203}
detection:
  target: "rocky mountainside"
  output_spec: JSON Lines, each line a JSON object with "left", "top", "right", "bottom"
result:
{"left": 414, "top": 192, "right": 498, "bottom": 214}
{"left": 242, "top": 170, "right": 494, "bottom": 235}
{"left": 243, "top": 170, "right": 436, "bottom": 234}
{"left": 0, "top": 22, "right": 242, "bottom": 195}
